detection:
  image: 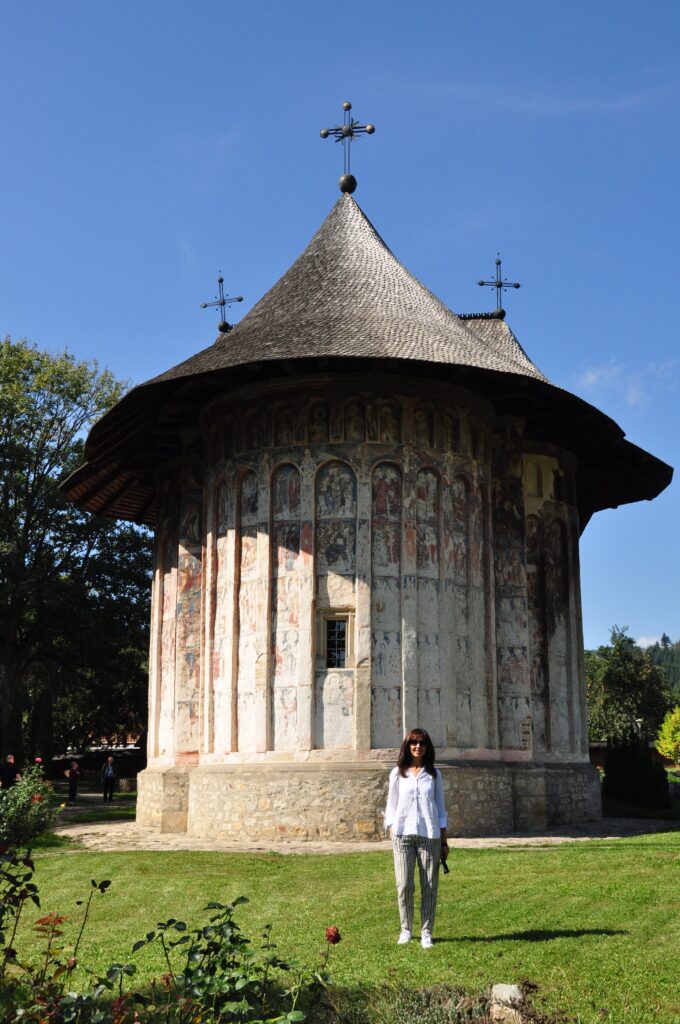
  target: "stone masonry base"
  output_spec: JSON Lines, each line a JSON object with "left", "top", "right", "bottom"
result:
{"left": 136, "top": 761, "right": 601, "bottom": 841}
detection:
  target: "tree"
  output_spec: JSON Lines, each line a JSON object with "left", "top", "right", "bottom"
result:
{"left": 586, "top": 626, "right": 671, "bottom": 744}
{"left": 0, "top": 337, "right": 151, "bottom": 760}
{"left": 656, "top": 707, "right": 680, "bottom": 770}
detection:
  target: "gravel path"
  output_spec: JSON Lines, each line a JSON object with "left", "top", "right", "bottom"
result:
{"left": 53, "top": 816, "right": 679, "bottom": 855}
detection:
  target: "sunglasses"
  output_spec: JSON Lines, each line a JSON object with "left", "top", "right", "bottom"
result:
{"left": 409, "top": 740, "right": 426, "bottom": 747}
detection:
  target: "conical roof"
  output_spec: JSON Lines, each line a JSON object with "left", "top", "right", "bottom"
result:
{"left": 62, "top": 194, "right": 672, "bottom": 528}
{"left": 149, "top": 195, "right": 549, "bottom": 386}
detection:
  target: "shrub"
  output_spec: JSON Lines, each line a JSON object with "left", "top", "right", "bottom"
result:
{"left": 603, "top": 738, "right": 670, "bottom": 808}
{"left": 0, "top": 859, "right": 336, "bottom": 1024}
{"left": 656, "top": 706, "right": 680, "bottom": 770}
{"left": 0, "top": 764, "right": 59, "bottom": 848}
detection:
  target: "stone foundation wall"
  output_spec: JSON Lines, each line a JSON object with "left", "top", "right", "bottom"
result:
{"left": 137, "top": 760, "right": 601, "bottom": 840}
{"left": 545, "top": 763, "right": 602, "bottom": 825}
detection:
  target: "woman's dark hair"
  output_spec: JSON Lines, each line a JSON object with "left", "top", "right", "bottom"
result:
{"left": 397, "top": 728, "right": 436, "bottom": 777}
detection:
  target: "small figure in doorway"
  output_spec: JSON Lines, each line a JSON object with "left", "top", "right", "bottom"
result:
{"left": 101, "top": 756, "right": 117, "bottom": 802}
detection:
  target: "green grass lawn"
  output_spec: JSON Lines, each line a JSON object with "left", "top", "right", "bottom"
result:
{"left": 16, "top": 831, "right": 680, "bottom": 1024}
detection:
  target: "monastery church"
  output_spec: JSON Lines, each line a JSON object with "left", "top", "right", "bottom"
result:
{"left": 64, "top": 170, "right": 671, "bottom": 839}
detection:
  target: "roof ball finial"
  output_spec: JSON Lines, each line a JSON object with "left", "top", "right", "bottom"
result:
{"left": 320, "top": 100, "right": 376, "bottom": 193}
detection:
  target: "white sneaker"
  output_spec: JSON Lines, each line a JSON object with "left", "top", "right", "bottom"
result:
{"left": 421, "top": 930, "right": 434, "bottom": 949}
{"left": 397, "top": 929, "right": 412, "bottom": 945}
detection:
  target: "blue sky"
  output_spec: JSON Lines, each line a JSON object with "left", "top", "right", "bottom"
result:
{"left": 2, "top": 1, "right": 678, "bottom": 649}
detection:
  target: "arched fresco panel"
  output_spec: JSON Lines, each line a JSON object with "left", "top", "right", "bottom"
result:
{"left": 344, "top": 400, "right": 365, "bottom": 442}
{"left": 371, "top": 463, "right": 403, "bottom": 747}
{"left": 416, "top": 468, "right": 442, "bottom": 743}
{"left": 271, "top": 464, "right": 302, "bottom": 751}
{"left": 237, "top": 470, "right": 259, "bottom": 751}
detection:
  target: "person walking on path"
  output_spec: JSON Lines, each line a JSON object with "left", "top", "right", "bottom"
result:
{"left": 384, "top": 728, "right": 449, "bottom": 948}
{"left": 0, "top": 754, "right": 21, "bottom": 789}
{"left": 65, "top": 760, "right": 80, "bottom": 804}
{"left": 101, "top": 756, "right": 116, "bottom": 802}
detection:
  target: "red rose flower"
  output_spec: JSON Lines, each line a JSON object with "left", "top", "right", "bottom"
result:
{"left": 325, "top": 926, "right": 341, "bottom": 945}
{"left": 31, "top": 794, "right": 44, "bottom": 803}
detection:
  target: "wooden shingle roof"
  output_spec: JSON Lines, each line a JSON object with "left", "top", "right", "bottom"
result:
{"left": 62, "top": 195, "right": 672, "bottom": 528}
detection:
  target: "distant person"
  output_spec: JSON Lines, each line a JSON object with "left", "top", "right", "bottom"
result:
{"left": 65, "top": 760, "right": 80, "bottom": 804}
{"left": 0, "top": 754, "right": 21, "bottom": 789}
{"left": 101, "top": 756, "right": 117, "bottom": 802}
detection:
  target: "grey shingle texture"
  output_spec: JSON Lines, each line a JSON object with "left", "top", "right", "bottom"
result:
{"left": 151, "top": 195, "right": 549, "bottom": 386}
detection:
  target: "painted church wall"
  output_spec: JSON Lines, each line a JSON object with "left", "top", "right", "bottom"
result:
{"left": 147, "top": 385, "right": 587, "bottom": 768}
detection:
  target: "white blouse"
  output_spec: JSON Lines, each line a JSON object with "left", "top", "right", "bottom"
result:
{"left": 384, "top": 766, "right": 448, "bottom": 839}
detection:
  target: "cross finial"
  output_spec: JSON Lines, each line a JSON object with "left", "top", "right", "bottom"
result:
{"left": 200, "top": 273, "right": 243, "bottom": 334}
{"left": 320, "top": 100, "right": 375, "bottom": 194}
{"left": 477, "top": 254, "right": 521, "bottom": 314}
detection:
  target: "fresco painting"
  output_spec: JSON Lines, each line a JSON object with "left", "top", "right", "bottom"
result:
{"left": 275, "top": 407, "right": 295, "bottom": 446}
{"left": 271, "top": 687, "right": 298, "bottom": 751}
{"left": 244, "top": 410, "right": 260, "bottom": 450}
{"left": 379, "top": 404, "right": 400, "bottom": 443}
{"left": 158, "top": 539, "right": 177, "bottom": 758}
{"left": 316, "top": 462, "right": 357, "bottom": 519}
{"left": 273, "top": 464, "right": 301, "bottom": 520}
{"left": 371, "top": 464, "right": 402, "bottom": 747}
{"left": 316, "top": 522, "right": 356, "bottom": 573}
{"left": 414, "top": 408, "right": 433, "bottom": 447}
{"left": 236, "top": 471, "right": 260, "bottom": 752}
{"left": 443, "top": 413, "right": 459, "bottom": 452}
{"left": 416, "top": 469, "right": 442, "bottom": 744}
{"left": 271, "top": 464, "right": 303, "bottom": 751}
{"left": 240, "top": 471, "right": 258, "bottom": 522}
{"left": 307, "top": 402, "right": 329, "bottom": 442}
{"left": 175, "top": 500, "right": 202, "bottom": 753}
{"left": 344, "top": 400, "right": 365, "bottom": 441}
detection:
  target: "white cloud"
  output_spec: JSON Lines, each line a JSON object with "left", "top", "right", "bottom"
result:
{"left": 411, "top": 80, "right": 679, "bottom": 119}
{"left": 575, "top": 358, "right": 677, "bottom": 409}
{"left": 637, "top": 636, "right": 661, "bottom": 648}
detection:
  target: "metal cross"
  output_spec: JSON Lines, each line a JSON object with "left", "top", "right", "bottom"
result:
{"left": 320, "top": 100, "right": 375, "bottom": 194}
{"left": 477, "top": 255, "right": 521, "bottom": 311}
{"left": 200, "top": 273, "right": 243, "bottom": 334}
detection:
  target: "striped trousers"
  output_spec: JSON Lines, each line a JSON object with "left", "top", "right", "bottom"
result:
{"left": 392, "top": 833, "right": 441, "bottom": 933}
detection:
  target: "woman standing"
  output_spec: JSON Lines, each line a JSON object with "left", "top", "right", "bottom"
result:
{"left": 384, "top": 728, "right": 449, "bottom": 948}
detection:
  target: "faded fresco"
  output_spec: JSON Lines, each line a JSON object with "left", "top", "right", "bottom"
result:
{"left": 344, "top": 400, "right": 365, "bottom": 442}
{"left": 315, "top": 461, "right": 357, "bottom": 748}
{"left": 493, "top": 437, "right": 532, "bottom": 749}
{"left": 371, "top": 463, "right": 402, "bottom": 747}
{"left": 314, "top": 671, "right": 354, "bottom": 749}
{"left": 157, "top": 537, "right": 176, "bottom": 758}
{"left": 174, "top": 490, "right": 202, "bottom": 756}
{"left": 545, "top": 519, "right": 572, "bottom": 750}
{"left": 237, "top": 470, "right": 259, "bottom": 751}
{"left": 525, "top": 514, "right": 548, "bottom": 751}
{"left": 414, "top": 408, "right": 433, "bottom": 447}
{"left": 275, "top": 407, "right": 295, "bottom": 446}
{"left": 379, "top": 404, "right": 400, "bottom": 443}
{"left": 307, "top": 402, "right": 329, "bottom": 442}
{"left": 416, "top": 469, "right": 442, "bottom": 741}
{"left": 271, "top": 465, "right": 302, "bottom": 750}
{"left": 212, "top": 479, "right": 235, "bottom": 753}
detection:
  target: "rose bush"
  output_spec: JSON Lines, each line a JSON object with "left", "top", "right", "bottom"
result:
{"left": 0, "top": 763, "right": 58, "bottom": 848}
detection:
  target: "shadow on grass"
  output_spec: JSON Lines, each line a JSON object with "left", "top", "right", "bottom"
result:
{"left": 443, "top": 927, "right": 627, "bottom": 942}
